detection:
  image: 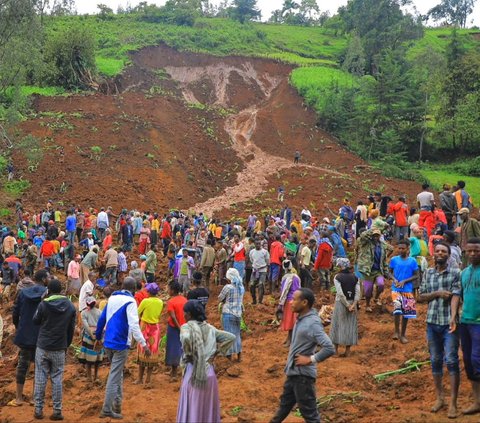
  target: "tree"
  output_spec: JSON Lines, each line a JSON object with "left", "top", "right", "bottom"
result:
{"left": 44, "top": 25, "right": 97, "bottom": 89}
{"left": 338, "top": 0, "right": 423, "bottom": 74}
{"left": 299, "top": 0, "right": 320, "bottom": 22}
{"left": 427, "top": 0, "right": 476, "bottom": 28}
{"left": 0, "top": 0, "right": 42, "bottom": 95}
{"left": 97, "top": 3, "right": 114, "bottom": 20}
{"left": 342, "top": 34, "right": 366, "bottom": 76}
{"left": 229, "top": 0, "right": 261, "bottom": 23}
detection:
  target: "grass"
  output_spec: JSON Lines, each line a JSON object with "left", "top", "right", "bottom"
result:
{"left": 96, "top": 57, "right": 127, "bottom": 77}
{"left": 290, "top": 66, "right": 356, "bottom": 110}
{"left": 420, "top": 169, "right": 480, "bottom": 205}
{"left": 4, "top": 179, "right": 31, "bottom": 196}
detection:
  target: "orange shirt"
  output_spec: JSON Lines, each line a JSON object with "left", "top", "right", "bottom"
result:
{"left": 167, "top": 295, "right": 187, "bottom": 328}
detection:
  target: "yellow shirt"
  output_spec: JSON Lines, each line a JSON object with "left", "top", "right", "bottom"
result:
{"left": 99, "top": 299, "right": 108, "bottom": 311}
{"left": 254, "top": 220, "right": 262, "bottom": 233}
{"left": 138, "top": 297, "right": 164, "bottom": 324}
{"left": 151, "top": 219, "right": 160, "bottom": 231}
{"left": 52, "top": 239, "right": 60, "bottom": 254}
{"left": 54, "top": 210, "right": 61, "bottom": 222}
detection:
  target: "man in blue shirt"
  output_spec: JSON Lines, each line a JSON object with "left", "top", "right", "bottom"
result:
{"left": 64, "top": 210, "right": 76, "bottom": 245}
{"left": 390, "top": 239, "right": 419, "bottom": 344}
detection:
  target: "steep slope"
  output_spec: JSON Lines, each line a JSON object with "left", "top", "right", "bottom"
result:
{"left": 14, "top": 44, "right": 421, "bottom": 214}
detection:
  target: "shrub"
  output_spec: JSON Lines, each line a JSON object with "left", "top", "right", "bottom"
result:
{"left": 44, "top": 25, "right": 97, "bottom": 89}
{"left": 4, "top": 179, "right": 31, "bottom": 196}
{"left": 0, "top": 155, "right": 7, "bottom": 174}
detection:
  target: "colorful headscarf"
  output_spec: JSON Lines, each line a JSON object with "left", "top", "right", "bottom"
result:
{"left": 145, "top": 283, "right": 160, "bottom": 295}
{"left": 336, "top": 257, "right": 351, "bottom": 270}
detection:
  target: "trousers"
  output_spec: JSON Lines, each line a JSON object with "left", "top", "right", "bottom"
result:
{"left": 102, "top": 348, "right": 129, "bottom": 414}
{"left": 34, "top": 348, "right": 65, "bottom": 413}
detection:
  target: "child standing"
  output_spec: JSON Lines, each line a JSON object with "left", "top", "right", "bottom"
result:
{"left": 390, "top": 240, "right": 419, "bottom": 344}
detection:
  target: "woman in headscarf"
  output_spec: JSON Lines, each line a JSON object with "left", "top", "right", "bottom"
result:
{"left": 78, "top": 297, "right": 104, "bottom": 383}
{"left": 277, "top": 260, "right": 301, "bottom": 347}
{"left": 166, "top": 281, "right": 187, "bottom": 378}
{"left": 329, "top": 258, "right": 360, "bottom": 357}
{"left": 218, "top": 267, "right": 245, "bottom": 362}
{"left": 135, "top": 283, "right": 164, "bottom": 386}
{"left": 138, "top": 220, "right": 151, "bottom": 255}
{"left": 177, "top": 300, "right": 235, "bottom": 423}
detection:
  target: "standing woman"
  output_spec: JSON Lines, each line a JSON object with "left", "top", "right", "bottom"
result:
{"left": 138, "top": 221, "right": 151, "bottom": 255}
{"left": 329, "top": 258, "right": 360, "bottom": 357}
{"left": 78, "top": 297, "right": 104, "bottom": 383}
{"left": 166, "top": 281, "right": 187, "bottom": 378}
{"left": 135, "top": 283, "right": 163, "bottom": 386}
{"left": 218, "top": 268, "right": 245, "bottom": 362}
{"left": 177, "top": 300, "right": 235, "bottom": 423}
{"left": 277, "top": 260, "right": 301, "bottom": 347}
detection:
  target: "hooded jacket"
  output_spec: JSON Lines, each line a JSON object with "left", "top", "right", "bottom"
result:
{"left": 13, "top": 284, "right": 47, "bottom": 349}
{"left": 33, "top": 295, "right": 76, "bottom": 350}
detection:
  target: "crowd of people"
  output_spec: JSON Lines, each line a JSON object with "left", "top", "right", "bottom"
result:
{"left": 0, "top": 177, "right": 479, "bottom": 422}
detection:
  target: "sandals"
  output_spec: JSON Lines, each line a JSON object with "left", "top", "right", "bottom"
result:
{"left": 7, "top": 399, "right": 23, "bottom": 407}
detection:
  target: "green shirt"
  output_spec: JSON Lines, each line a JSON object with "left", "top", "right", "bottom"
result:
{"left": 460, "top": 265, "right": 480, "bottom": 324}
{"left": 180, "top": 258, "right": 189, "bottom": 275}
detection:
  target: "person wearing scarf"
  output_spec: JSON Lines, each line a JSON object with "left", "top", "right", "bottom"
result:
{"left": 177, "top": 300, "right": 235, "bottom": 423}
{"left": 329, "top": 258, "right": 360, "bottom": 357}
{"left": 218, "top": 268, "right": 245, "bottom": 361}
{"left": 277, "top": 260, "right": 301, "bottom": 347}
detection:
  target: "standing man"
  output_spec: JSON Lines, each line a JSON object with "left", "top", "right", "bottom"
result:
{"left": 454, "top": 181, "right": 472, "bottom": 227}
{"left": 299, "top": 238, "right": 315, "bottom": 289}
{"left": 458, "top": 208, "right": 480, "bottom": 266}
{"left": 417, "top": 183, "right": 435, "bottom": 211}
{"left": 32, "top": 279, "right": 76, "bottom": 420}
{"left": 12, "top": 270, "right": 49, "bottom": 407}
{"left": 96, "top": 277, "right": 150, "bottom": 419}
{"left": 389, "top": 239, "right": 419, "bottom": 343}
{"left": 121, "top": 218, "right": 134, "bottom": 252}
{"left": 270, "top": 288, "right": 335, "bottom": 423}
{"left": 161, "top": 216, "right": 172, "bottom": 256}
{"left": 439, "top": 184, "right": 456, "bottom": 230}
{"left": 418, "top": 242, "right": 461, "bottom": 419}
{"left": 356, "top": 229, "right": 392, "bottom": 313}
{"left": 97, "top": 207, "right": 109, "bottom": 243}
{"left": 231, "top": 234, "right": 246, "bottom": 280}
{"left": 293, "top": 150, "right": 301, "bottom": 165}
{"left": 200, "top": 239, "right": 215, "bottom": 284}
{"left": 392, "top": 196, "right": 409, "bottom": 241}
{"left": 269, "top": 235, "right": 285, "bottom": 294}
{"left": 214, "top": 241, "right": 227, "bottom": 285}
{"left": 450, "top": 238, "right": 480, "bottom": 416}
{"left": 249, "top": 239, "right": 270, "bottom": 304}
{"left": 145, "top": 244, "right": 157, "bottom": 283}
{"left": 65, "top": 210, "right": 77, "bottom": 246}
{"left": 103, "top": 245, "right": 118, "bottom": 286}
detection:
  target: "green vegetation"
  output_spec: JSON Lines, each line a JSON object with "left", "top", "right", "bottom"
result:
{"left": 4, "top": 179, "right": 31, "bottom": 196}
{"left": 96, "top": 57, "right": 126, "bottom": 77}
{"left": 420, "top": 165, "right": 480, "bottom": 206}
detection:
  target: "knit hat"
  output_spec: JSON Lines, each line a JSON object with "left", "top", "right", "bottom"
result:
{"left": 336, "top": 258, "right": 351, "bottom": 270}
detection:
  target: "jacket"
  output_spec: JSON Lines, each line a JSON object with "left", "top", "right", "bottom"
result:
{"left": 13, "top": 284, "right": 47, "bottom": 349}
{"left": 33, "top": 295, "right": 76, "bottom": 350}
{"left": 96, "top": 290, "right": 146, "bottom": 351}
{"left": 440, "top": 191, "right": 456, "bottom": 215}
{"left": 356, "top": 230, "right": 391, "bottom": 277}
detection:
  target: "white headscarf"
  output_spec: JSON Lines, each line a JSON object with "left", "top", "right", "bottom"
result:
{"left": 226, "top": 268, "right": 245, "bottom": 294}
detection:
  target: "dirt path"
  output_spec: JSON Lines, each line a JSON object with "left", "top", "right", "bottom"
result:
{"left": 164, "top": 63, "right": 345, "bottom": 216}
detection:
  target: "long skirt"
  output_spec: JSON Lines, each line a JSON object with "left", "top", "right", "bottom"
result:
{"left": 166, "top": 325, "right": 182, "bottom": 367}
{"left": 177, "top": 363, "right": 220, "bottom": 423}
{"left": 78, "top": 330, "right": 104, "bottom": 364}
{"left": 329, "top": 302, "right": 358, "bottom": 346}
{"left": 222, "top": 313, "right": 241, "bottom": 354}
{"left": 280, "top": 300, "right": 297, "bottom": 331}
{"left": 137, "top": 321, "right": 161, "bottom": 368}
{"left": 138, "top": 238, "right": 149, "bottom": 255}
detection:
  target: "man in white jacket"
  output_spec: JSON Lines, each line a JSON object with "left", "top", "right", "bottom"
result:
{"left": 95, "top": 277, "right": 150, "bottom": 419}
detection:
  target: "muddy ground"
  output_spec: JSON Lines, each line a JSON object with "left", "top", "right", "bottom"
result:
{"left": 0, "top": 278, "right": 477, "bottom": 423}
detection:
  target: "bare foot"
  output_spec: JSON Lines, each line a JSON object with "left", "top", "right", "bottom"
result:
{"left": 392, "top": 333, "right": 399, "bottom": 340}
{"left": 132, "top": 380, "right": 142, "bottom": 385}
{"left": 462, "top": 403, "right": 480, "bottom": 415}
{"left": 366, "top": 307, "right": 373, "bottom": 313}
{"left": 431, "top": 398, "right": 445, "bottom": 413}
{"left": 400, "top": 336, "right": 408, "bottom": 344}
{"left": 448, "top": 404, "right": 458, "bottom": 419}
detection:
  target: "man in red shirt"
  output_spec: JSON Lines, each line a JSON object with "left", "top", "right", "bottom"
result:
{"left": 231, "top": 234, "right": 246, "bottom": 280}
{"left": 160, "top": 216, "right": 172, "bottom": 257}
{"left": 269, "top": 235, "right": 285, "bottom": 293}
{"left": 392, "top": 196, "right": 409, "bottom": 241}
{"left": 313, "top": 234, "right": 334, "bottom": 290}
{"left": 39, "top": 236, "right": 56, "bottom": 271}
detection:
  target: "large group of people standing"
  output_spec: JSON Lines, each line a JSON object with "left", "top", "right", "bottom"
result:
{"left": 0, "top": 177, "right": 479, "bottom": 422}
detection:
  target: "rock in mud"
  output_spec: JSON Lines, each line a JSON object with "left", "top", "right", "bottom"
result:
{"left": 226, "top": 365, "right": 242, "bottom": 378}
